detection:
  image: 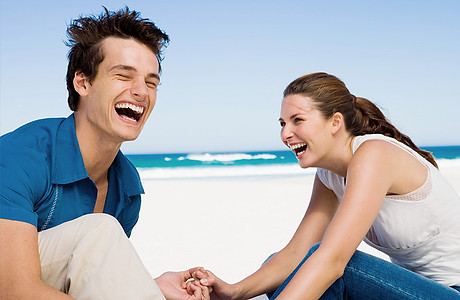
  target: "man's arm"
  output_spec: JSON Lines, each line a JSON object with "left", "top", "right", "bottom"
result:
{"left": 0, "top": 219, "right": 74, "bottom": 300}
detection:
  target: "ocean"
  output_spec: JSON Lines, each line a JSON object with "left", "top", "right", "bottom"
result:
{"left": 127, "top": 146, "right": 460, "bottom": 180}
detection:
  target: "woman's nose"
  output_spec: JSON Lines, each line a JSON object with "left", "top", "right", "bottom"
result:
{"left": 280, "top": 124, "right": 294, "bottom": 143}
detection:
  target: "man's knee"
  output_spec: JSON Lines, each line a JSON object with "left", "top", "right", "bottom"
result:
{"left": 79, "top": 213, "right": 125, "bottom": 236}
{"left": 69, "top": 214, "right": 129, "bottom": 264}
{"left": 57, "top": 213, "right": 126, "bottom": 247}
{"left": 79, "top": 213, "right": 119, "bottom": 226}
{"left": 39, "top": 214, "right": 122, "bottom": 248}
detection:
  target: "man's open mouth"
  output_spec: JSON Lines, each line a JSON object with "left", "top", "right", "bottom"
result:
{"left": 289, "top": 143, "right": 307, "bottom": 156}
{"left": 115, "top": 103, "right": 144, "bottom": 122}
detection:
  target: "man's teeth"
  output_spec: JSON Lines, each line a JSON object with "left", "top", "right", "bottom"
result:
{"left": 120, "top": 115, "right": 137, "bottom": 122}
{"left": 289, "top": 143, "right": 307, "bottom": 151}
{"left": 115, "top": 103, "right": 144, "bottom": 114}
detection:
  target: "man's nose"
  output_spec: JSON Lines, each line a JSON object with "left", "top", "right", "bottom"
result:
{"left": 131, "top": 77, "right": 149, "bottom": 100}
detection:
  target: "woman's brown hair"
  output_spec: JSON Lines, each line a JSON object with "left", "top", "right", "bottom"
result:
{"left": 283, "top": 72, "right": 438, "bottom": 168}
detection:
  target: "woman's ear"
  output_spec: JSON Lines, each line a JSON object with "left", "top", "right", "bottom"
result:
{"left": 73, "top": 71, "right": 89, "bottom": 97}
{"left": 331, "top": 112, "right": 344, "bottom": 134}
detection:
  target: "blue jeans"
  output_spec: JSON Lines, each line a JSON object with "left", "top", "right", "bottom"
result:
{"left": 268, "top": 243, "right": 460, "bottom": 299}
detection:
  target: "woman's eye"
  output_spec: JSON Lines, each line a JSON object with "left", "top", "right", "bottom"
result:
{"left": 116, "top": 74, "right": 130, "bottom": 80}
{"left": 294, "top": 118, "right": 303, "bottom": 123}
{"left": 279, "top": 121, "right": 286, "bottom": 127}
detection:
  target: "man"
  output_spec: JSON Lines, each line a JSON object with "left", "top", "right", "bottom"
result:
{"left": 0, "top": 7, "right": 207, "bottom": 300}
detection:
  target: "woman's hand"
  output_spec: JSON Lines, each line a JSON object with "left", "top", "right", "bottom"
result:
{"left": 187, "top": 267, "right": 240, "bottom": 300}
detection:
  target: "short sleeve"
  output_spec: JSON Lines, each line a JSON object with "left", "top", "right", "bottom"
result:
{"left": 0, "top": 133, "right": 50, "bottom": 227}
{"left": 118, "top": 195, "right": 141, "bottom": 237}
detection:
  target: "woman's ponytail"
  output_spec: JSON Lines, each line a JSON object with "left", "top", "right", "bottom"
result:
{"left": 284, "top": 72, "right": 438, "bottom": 168}
{"left": 351, "top": 97, "right": 438, "bottom": 168}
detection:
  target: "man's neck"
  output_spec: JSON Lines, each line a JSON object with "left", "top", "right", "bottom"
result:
{"left": 80, "top": 140, "right": 120, "bottom": 185}
{"left": 74, "top": 118, "right": 122, "bottom": 186}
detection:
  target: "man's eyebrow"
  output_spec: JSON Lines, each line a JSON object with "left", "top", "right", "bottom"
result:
{"left": 109, "top": 64, "right": 160, "bottom": 80}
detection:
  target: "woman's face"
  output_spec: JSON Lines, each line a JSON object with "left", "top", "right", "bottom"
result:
{"left": 279, "top": 94, "right": 334, "bottom": 168}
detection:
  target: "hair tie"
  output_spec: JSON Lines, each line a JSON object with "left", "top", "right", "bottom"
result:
{"left": 351, "top": 94, "right": 357, "bottom": 103}
{"left": 350, "top": 94, "right": 357, "bottom": 109}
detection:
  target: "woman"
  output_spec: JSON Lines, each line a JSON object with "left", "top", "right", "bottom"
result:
{"left": 191, "top": 73, "right": 460, "bottom": 299}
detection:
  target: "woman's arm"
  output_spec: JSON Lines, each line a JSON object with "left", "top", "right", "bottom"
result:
{"left": 0, "top": 219, "right": 74, "bottom": 300}
{"left": 276, "top": 140, "right": 405, "bottom": 299}
{"left": 197, "top": 174, "right": 339, "bottom": 300}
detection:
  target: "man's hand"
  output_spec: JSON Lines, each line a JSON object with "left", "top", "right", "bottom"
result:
{"left": 155, "top": 270, "right": 210, "bottom": 300}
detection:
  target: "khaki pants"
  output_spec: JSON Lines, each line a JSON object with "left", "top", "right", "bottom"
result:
{"left": 38, "top": 213, "right": 165, "bottom": 300}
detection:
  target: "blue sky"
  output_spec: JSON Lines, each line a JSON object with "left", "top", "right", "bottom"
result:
{"left": 1, "top": 1, "right": 459, "bottom": 154}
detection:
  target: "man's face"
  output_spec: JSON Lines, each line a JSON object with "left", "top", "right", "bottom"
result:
{"left": 75, "top": 37, "right": 160, "bottom": 145}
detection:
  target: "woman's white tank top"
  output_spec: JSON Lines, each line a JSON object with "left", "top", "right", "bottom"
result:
{"left": 316, "top": 134, "right": 460, "bottom": 286}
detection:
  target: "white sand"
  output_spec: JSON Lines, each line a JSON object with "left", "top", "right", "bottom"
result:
{"left": 130, "top": 164, "right": 460, "bottom": 300}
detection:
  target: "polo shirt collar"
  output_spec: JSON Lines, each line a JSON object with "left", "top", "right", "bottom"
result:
{"left": 51, "top": 114, "right": 144, "bottom": 197}
{"left": 52, "top": 114, "right": 88, "bottom": 184}
{"left": 111, "top": 151, "right": 145, "bottom": 197}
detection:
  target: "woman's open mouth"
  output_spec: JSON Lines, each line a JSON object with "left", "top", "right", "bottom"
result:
{"left": 289, "top": 143, "right": 307, "bottom": 157}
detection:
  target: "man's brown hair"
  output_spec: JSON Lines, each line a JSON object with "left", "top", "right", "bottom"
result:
{"left": 65, "top": 7, "right": 169, "bottom": 111}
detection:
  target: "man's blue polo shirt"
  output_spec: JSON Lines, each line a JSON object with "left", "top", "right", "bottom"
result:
{"left": 0, "top": 114, "right": 144, "bottom": 237}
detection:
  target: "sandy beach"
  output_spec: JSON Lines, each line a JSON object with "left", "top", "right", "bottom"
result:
{"left": 130, "top": 162, "right": 460, "bottom": 299}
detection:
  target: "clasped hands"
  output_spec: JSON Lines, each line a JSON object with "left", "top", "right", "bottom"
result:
{"left": 155, "top": 267, "right": 221, "bottom": 300}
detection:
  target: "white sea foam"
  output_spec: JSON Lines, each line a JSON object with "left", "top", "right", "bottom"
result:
{"left": 137, "top": 158, "right": 460, "bottom": 180}
{"left": 185, "top": 153, "right": 277, "bottom": 162}
{"left": 437, "top": 158, "right": 460, "bottom": 168}
{"left": 138, "top": 164, "right": 315, "bottom": 180}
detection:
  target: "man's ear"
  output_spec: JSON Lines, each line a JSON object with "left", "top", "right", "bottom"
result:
{"left": 73, "top": 71, "right": 90, "bottom": 97}
{"left": 331, "top": 112, "right": 344, "bottom": 134}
